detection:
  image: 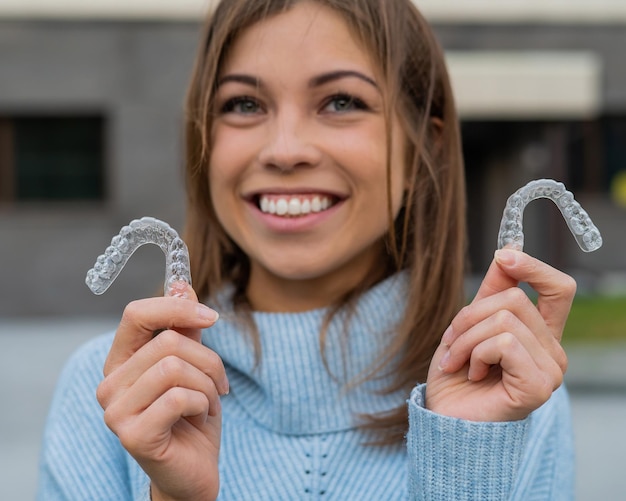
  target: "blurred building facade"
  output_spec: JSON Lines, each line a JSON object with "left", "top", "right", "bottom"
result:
{"left": 0, "top": 0, "right": 625, "bottom": 316}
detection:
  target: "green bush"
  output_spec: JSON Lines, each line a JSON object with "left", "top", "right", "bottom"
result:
{"left": 563, "top": 296, "right": 626, "bottom": 343}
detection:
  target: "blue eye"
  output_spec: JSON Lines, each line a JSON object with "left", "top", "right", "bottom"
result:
{"left": 222, "top": 97, "right": 262, "bottom": 114}
{"left": 324, "top": 94, "right": 368, "bottom": 113}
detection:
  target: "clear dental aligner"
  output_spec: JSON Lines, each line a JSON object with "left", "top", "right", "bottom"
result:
{"left": 498, "top": 178, "right": 603, "bottom": 253}
{"left": 85, "top": 217, "right": 191, "bottom": 296}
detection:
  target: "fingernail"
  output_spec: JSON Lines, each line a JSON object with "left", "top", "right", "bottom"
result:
{"left": 441, "top": 326, "right": 453, "bottom": 346}
{"left": 438, "top": 350, "right": 450, "bottom": 372}
{"left": 197, "top": 304, "right": 219, "bottom": 322}
{"left": 218, "top": 373, "right": 230, "bottom": 396}
{"left": 495, "top": 249, "right": 517, "bottom": 266}
{"left": 221, "top": 382, "right": 230, "bottom": 396}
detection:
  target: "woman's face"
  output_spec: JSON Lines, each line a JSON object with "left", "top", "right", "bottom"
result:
{"left": 210, "top": 1, "right": 406, "bottom": 311}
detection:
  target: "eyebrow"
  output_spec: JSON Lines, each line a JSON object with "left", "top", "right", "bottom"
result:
{"left": 217, "top": 74, "right": 263, "bottom": 89}
{"left": 309, "top": 70, "right": 379, "bottom": 90}
{"left": 216, "top": 70, "right": 379, "bottom": 91}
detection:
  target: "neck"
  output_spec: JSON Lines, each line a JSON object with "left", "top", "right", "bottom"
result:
{"left": 204, "top": 271, "right": 410, "bottom": 434}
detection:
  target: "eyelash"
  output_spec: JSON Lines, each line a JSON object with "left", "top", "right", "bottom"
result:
{"left": 219, "top": 92, "right": 370, "bottom": 115}
{"left": 220, "top": 96, "right": 262, "bottom": 114}
{"left": 322, "top": 93, "right": 369, "bottom": 113}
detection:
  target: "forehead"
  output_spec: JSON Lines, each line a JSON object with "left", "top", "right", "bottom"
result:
{"left": 220, "top": 2, "right": 377, "bottom": 78}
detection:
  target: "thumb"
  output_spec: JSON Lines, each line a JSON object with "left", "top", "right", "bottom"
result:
{"left": 472, "top": 249, "right": 519, "bottom": 302}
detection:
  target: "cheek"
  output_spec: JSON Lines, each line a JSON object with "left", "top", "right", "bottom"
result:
{"left": 361, "top": 134, "right": 406, "bottom": 218}
{"left": 208, "top": 128, "right": 249, "bottom": 196}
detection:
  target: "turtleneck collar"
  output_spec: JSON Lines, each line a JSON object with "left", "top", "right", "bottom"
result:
{"left": 202, "top": 273, "right": 410, "bottom": 435}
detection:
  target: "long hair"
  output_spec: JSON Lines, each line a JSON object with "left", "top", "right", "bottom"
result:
{"left": 184, "top": 0, "right": 466, "bottom": 443}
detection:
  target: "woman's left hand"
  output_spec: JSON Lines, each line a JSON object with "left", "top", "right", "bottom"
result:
{"left": 426, "top": 249, "right": 577, "bottom": 422}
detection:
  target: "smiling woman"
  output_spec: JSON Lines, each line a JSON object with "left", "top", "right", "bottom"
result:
{"left": 38, "top": 1, "right": 578, "bottom": 500}
{"left": 207, "top": 3, "right": 406, "bottom": 310}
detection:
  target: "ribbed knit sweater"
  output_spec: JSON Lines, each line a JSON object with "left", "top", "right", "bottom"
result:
{"left": 37, "top": 274, "right": 575, "bottom": 500}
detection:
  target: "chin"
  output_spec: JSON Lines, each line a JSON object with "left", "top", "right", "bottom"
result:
{"left": 253, "top": 256, "right": 338, "bottom": 282}
{"left": 267, "top": 266, "right": 333, "bottom": 282}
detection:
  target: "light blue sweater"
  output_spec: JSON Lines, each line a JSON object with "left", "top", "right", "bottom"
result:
{"left": 37, "top": 274, "right": 574, "bottom": 500}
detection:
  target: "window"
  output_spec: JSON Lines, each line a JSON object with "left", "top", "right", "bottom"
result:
{"left": 0, "top": 115, "right": 105, "bottom": 204}
{"left": 461, "top": 116, "right": 626, "bottom": 195}
{"left": 567, "top": 116, "right": 626, "bottom": 194}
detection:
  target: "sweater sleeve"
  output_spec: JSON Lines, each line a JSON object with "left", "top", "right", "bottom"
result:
{"left": 406, "top": 383, "right": 574, "bottom": 501}
{"left": 36, "top": 334, "right": 151, "bottom": 501}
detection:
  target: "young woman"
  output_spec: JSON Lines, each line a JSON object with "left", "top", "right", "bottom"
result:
{"left": 38, "top": 1, "right": 576, "bottom": 499}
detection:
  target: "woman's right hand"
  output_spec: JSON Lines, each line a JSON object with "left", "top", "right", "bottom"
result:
{"left": 95, "top": 282, "right": 227, "bottom": 501}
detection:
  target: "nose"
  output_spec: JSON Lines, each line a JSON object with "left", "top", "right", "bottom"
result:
{"left": 257, "top": 107, "right": 322, "bottom": 173}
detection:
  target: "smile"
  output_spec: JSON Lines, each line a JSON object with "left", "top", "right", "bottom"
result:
{"left": 258, "top": 194, "right": 337, "bottom": 217}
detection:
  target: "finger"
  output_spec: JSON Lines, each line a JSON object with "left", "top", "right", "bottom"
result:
{"left": 468, "top": 333, "right": 561, "bottom": 410}
{"left": 152, "top": 280, "right": 200, "bottom": 337}
{"left": 442, "top": 308, "right": 566, "bottom": 376}
{"left": 444, "top": 287, "right": 540, "bottom": 345}
{"left": 104, "top": 355, "right": 221, "bottom": 425}
{"left": 444, "top": 310, "right": 534, "bottom": 373}
{"left": 444, "top": 288, "right": 567, "bottom": 371}
{"left": 104, "top": 387, "right": 215, "bottom": 444}
{"left": 98, "top": 331, "right": 229, "bottom": 407}
{"left": 467, "top": 332, "right": 533, "bottom": 382}
{"left": 147, "top": 387, "right": 216, "bottom": 437}
{"left": 492, "top": 249, "right": 577, "bottom": 336}
{"left": 473, "top": 251, "right": 519, "bottom": 302}
{"left": 114, "top": 387, "right": 214, "bottom": 456}
{"left": 142, "top": 356, "right": 221, "bottom": 418}
{"left": 106, "top": 290, "right": 219, "bottom": 374}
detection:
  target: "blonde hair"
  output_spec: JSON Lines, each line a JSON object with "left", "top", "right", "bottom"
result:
{"left": 183, "top": 0, "right": 466, "bottom": 443}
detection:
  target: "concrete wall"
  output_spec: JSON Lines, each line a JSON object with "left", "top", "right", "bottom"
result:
{"left": 433, "top": 23, "right": 626, "bottom": 112}
{"left": 0, "top": 21, "right": 199, "bottom": 316}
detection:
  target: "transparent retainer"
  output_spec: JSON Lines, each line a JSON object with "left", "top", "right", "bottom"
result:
{"left": 498, "top": 179, "right": 603, "bottom": 253}
{"left": 85, "top": 217, "right": 191, "bottom": 297}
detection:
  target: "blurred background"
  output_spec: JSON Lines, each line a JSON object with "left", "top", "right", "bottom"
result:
{"left": 1, "top": 0, "right": 625, "bottom": 499}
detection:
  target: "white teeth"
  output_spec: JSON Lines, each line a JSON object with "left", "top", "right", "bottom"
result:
{"left": 258, "top": 195, "right": 334, "bottom": 217}
{"left": 311, "top": 197, "right": 321, "bottom": 212}
{"left": 260, "top": 197, "right": 270, "bottom": 213}
{"left": 276, "top": 199, "right": 288, "bottom": 216}
{"left": 288, "top": 198, "right": 300, "bottom": 215}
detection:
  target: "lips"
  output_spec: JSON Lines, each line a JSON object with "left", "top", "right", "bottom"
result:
{"left": 254, "top": 193, "right": 341, "bottom": 217}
